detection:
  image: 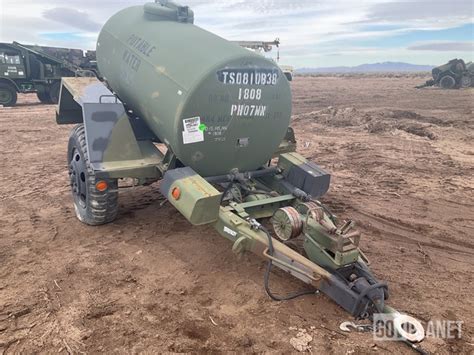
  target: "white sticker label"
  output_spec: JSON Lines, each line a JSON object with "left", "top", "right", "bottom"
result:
{"left": 182, "top": 116, "right": 204, "bottom": 144}
{"left": 223, "top": 226, "right": 237, "bottom": 237}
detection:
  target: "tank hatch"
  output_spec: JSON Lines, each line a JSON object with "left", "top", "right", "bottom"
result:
{"left": 144, "top": 1, "right": 194, "bottom": 23}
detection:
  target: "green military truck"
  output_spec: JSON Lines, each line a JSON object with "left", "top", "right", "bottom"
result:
{"left": 417, "top": 58, "right": 474, "bottom": 89}
{"left": 0, "top": 42, "right": 96, "bottom": 107}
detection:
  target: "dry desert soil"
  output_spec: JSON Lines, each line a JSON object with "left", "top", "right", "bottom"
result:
{"left": 0, "top": 75, "right": 473, "bottom": 354}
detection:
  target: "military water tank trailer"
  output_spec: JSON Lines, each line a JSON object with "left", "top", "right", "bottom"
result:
{"left": 56, "top": 1, "right": 426, "bottom": 349}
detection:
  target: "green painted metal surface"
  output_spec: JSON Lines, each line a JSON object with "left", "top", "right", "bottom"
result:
{"left": 96, "top": 3, "right": 292, "bottom": 177}
{"left": 164, "top": 171, "right": 222, "bottom": 225}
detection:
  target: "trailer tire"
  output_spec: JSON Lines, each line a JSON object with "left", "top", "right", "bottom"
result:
{"left": 37, "top": 91, "right": 52, "bottom": 104}
{"left": 439, "top": 75, "right": 456, "bottom": 89}
{"left": 68, "top": 124, "right": 119, "bottom": 225}
{"left": 48, "top": 81, "right": 61, "bottom": 104}
{"left": 0, "top": 82, "right": 18, "bottom": 107}
{"left": 460, "top": 75, "right": 471, "bottom": 88}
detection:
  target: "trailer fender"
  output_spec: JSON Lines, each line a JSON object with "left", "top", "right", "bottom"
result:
{"left": 57, "top": 77, "right": 163, "bottom": 180}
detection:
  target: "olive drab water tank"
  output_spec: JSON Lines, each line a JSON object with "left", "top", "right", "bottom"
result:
{"left": 96, "top": 2, "right": 292, "bottom": 176}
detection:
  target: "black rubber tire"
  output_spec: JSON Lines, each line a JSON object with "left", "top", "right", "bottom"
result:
{"left": 37, "top": 91, "right": 52, "bottom": 104}
{"left": 439, "top": 75, "right": 456, "bottom": 89}
{"left": 48, "top": 81, "right": 61, "bottom": 104}
{"left": 460, "top": 75, "right": 472, "bottom": 88}
{"left": 67, "top": 124, "right": 119, "bottom": 225}
{"left": 0, "top": 83, "right": 18, "bottom": 107}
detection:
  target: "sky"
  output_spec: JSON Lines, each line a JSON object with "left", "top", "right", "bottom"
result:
{"left": 0, "top": 0, "right": 473, "bottom": 68}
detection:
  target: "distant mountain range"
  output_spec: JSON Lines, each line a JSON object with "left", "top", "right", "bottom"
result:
{"left": 296, "top": 62, "right": 433, "bottom": 73}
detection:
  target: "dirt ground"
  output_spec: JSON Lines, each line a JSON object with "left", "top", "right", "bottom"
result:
{"left": 0, "top": 76, "right": 473, "bottom": 354}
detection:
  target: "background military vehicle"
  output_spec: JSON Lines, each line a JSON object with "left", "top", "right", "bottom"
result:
{"left": 55, "top": 1, "right": 425, "bottom": 348}
{"left": 417, "top": 58, "right": 474, "bottom": 89}
{"left": 0, "top": 42, "right": 96, "bottom": 107}
{"left": 232, "top": 39, "right": 294, "bottom": 81}
{"left": 22, "top": 44, "right": 97, "bottom": 71}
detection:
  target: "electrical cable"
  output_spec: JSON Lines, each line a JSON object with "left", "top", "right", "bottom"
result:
{"left": 258, "top": 225, "right": 318, "bottom": 301}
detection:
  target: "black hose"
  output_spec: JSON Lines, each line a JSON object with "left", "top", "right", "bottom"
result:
{"left": 258, "top": 225, "right": 318, "bottom": 301}
{"left": 237, "top": 183, "right": 275, "bottom": 199}
{"left": 221, "top": 182, "right": 271, "bottom": 202}
{"left": 220, "top": 181, "right": 234, "bottom": 203}
{"left": 206, "top": 167, "right": 279, "bottom": 184}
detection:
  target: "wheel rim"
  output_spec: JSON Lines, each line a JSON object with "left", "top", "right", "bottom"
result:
{"left": 0, "top": 89, "right": 12, "bottom": 105}
{"left": 69, "top": 148, "right": 88, "bottom": 209}
{"left": 440, "top": 76, "right": 455, "bottom": 89}
{"left": 461, "top": 76, "right": 471, "bottom": 87}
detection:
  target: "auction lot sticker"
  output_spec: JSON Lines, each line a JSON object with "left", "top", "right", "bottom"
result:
{"left": 182, "top": 116, "right": 204, "bottom": 144}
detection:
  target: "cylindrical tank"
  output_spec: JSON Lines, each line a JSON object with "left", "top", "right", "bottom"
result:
{"left": 96, "top": 2, "right": 292, "bottom": 177}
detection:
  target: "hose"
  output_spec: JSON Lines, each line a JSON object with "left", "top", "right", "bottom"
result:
{"left": 220, "top": 181, "right": 234, "bottom": 203}
{"left": 241, "top": 188, "right": 273, "bottom": 197}
{"left": 258, "top": 224, "right": 318, "bottom": 301}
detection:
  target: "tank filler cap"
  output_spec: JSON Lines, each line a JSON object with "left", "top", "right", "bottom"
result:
{"left": 144, "top": 1, "right": 194, "bottom": 23}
